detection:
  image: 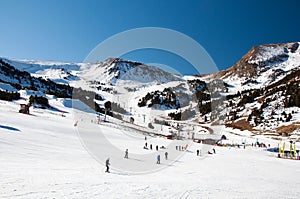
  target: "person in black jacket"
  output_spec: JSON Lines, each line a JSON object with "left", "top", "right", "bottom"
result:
{"left": 105, "top": 158, "right": 110, "bottom": 173}
{"left": 124, "top": 149, "right": 128, "bottom": 158}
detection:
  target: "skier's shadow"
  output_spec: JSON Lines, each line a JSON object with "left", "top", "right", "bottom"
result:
{"left": 158, "top": 162, "right": 176, "bottom": 167}
{"left": 128, "top": 158, "right": 143, "bottom": 162}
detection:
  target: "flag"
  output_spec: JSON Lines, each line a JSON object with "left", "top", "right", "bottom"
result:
{"left": 282, "top": 142, "right": 286, "bottom": 157}
{"left": 279, "top": 141, "right": 281, "bottom": 154}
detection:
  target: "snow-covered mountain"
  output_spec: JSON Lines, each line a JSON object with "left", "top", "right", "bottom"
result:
{"left": 0, "top": 59, "right": 73, "bottom": 98}
{"left": 2, "top": 57, "right": 182, "bottom": 86}
{"left": 210, "top": 42, "right": 300, "bottom": 90}
{"left": 201, "top": 42, "right": 300, "bottom": 137}
{"left": 0, "top": 42, "right": 300, "bottom": 140}
{"left": 80, "top": 58, "right": 182, "bottom": 85}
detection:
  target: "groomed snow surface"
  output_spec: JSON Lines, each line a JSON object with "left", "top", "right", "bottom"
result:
{"left": 1, "top": 100, "right": 300, "bottom": 199}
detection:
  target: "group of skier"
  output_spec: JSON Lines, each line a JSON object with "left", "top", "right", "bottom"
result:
{"left": 144, "top": 142, "right": 166, "bottom": 151}
{"left": 105, "top": 145, "right": 217, "bottom": 172}
{"left": 157, "top": 151, "right": 168, "bottom": 164}
{"left": 106, "top": 136, "right": 222, "bottom": 173}
{"left": 175, "top": 144, "right": 188, "bottom": 151}
{"left": 105, "top": 146, "right": 169, "bottom": 172}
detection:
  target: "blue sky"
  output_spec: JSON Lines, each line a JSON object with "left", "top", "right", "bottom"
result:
{"left": 0, "top": 0, "right": 300, "bottom": 75}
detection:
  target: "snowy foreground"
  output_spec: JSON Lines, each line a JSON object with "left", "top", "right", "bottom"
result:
{"left": 1, "top": 100, "right": 300, "bottom": 199}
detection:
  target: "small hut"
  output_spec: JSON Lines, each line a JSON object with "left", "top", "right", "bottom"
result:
{"left": 19, "top": 104, "right": 30, "bottom": 114}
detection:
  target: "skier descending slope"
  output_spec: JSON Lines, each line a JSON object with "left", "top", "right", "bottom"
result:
{"left": 157, "top": 155, "right": 161, "bottom": 164}
{"left": 105, "top": 158, "right": 110, "bottom": 173}
{"left": 124, "top": 149, "right": 128, "bottom": 159}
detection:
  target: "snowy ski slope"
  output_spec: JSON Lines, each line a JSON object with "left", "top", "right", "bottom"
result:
{"left": 1, "top": 99, "right": 300, "bottom": 198}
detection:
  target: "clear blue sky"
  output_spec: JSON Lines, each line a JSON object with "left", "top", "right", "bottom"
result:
{"left": 0, "top": 0, "right": 300, "bottom": 75}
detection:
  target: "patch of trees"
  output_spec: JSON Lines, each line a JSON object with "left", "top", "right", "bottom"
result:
{"left": 286, "top": 113, "right": 293, "bottom": 122}
{"left": 0, "top": 59, "right": 31, "bottom": 79}
{"left": 266, "top": 69, "right": 300, "bottom": 91}
{"left": 96, "top": 86, "right": 113, "bottom": 93}
{"left": 0, "top": 90, "right": 20, "bottom": 101}
{"left": 72, "top": 87, "right": 104, "bottom": 113}
{"left": 226, "top": 91, "right": 242, "bottom": 101}
{"left": 124, "top": 87, "right": 137, "bottom": 92}
{"left": 168, "top": 111, "right": 181, "bottom": 121}
{"left": 187, "top": 79, "right": 207, "bottom": 91}
{"left": 51, "top": 87, "right": 124, "bottom": 121}
{"left": 289, "top": 42, "right": 299, "bottom": 53}
{"left": 283, "top": 82, "right": 300, "bottom": 108}
{"left": 237, "top": 89, "right": 261, "bottom": 107}
{"left": 138, "top": 88, "right": 179, "bottom": 109}
{"left": 280, "top": 111, "right": 293, "bottom": 122}
{"left": 188, "top": 79, "right": 210, "bottom": 105}
{"left": 247, "top": 108, "right": 264, "bottom": 126}
{"left": 229, "top": 110, "right": 239, "bottom": 121}
{"left": 207, "top": 79, "right": 227, "bottom": 93}
{"left": 198, "top": 101, "right": 211, "bottom": 116}
{"left": 195, "top": 92, "right": 210, "bottom": 105}
{"left": 148, "top": 123, "right": 154, "bottom": 129}
{"left": 111, "top": 102, "right": 127, "bottom": 114}
{"left": 28, "top": 95, "right": 49, "bottom": 108}
{"left": 262, "top": 74, "right": 300, "bottom": 108}
{"left": 168, "top": 109, "right": 197, "bottom": 121}
{"left": 153, "top": 118, "right": 170, "bottom": 126}
{"left": 242, "top": 79, "right": 259, "bottom": 86}
{"left": 95, "top": 94, "right": 103, "bottom": 101}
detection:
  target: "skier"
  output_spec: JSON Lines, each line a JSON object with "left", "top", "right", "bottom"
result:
{"left": 212, "top": 148, "right": 216, "bottom": 154}
{"left": 156, "top": 145, "right": 158, "bottom": 151}
{"left": 124, "top": 149, "right": 128, "bottom": 158}
{"left": 157, "top": 154, "right": 161, "bottom": 164}
{"left": 150, "top": 144, "right": 152, "bottom": 150}
{"left": 165, "top": 152, "right": 168, "bottom": 160}
{"left": 105, "top": 158, "right": 110, "bottom": 173}
{"left": 196, "top": 149, "right": 199, "bottom": 156}
{"left": 145, "top": 142, "right": 148, "bottom": 147}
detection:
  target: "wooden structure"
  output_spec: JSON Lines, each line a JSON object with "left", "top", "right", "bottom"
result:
{"left": 19, "top": 104, "right": 30, "bottom": 114}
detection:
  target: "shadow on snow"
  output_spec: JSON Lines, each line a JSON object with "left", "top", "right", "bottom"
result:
{"left": 0, "top": 125, "right": 21, "bottom": 132}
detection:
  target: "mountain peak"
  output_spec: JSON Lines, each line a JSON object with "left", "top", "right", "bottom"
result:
{"left": 228, "top": 42, "right": 298, "bottom": 78}
{"left": 210, "top": 42, "right": 299, "bottom": 82}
